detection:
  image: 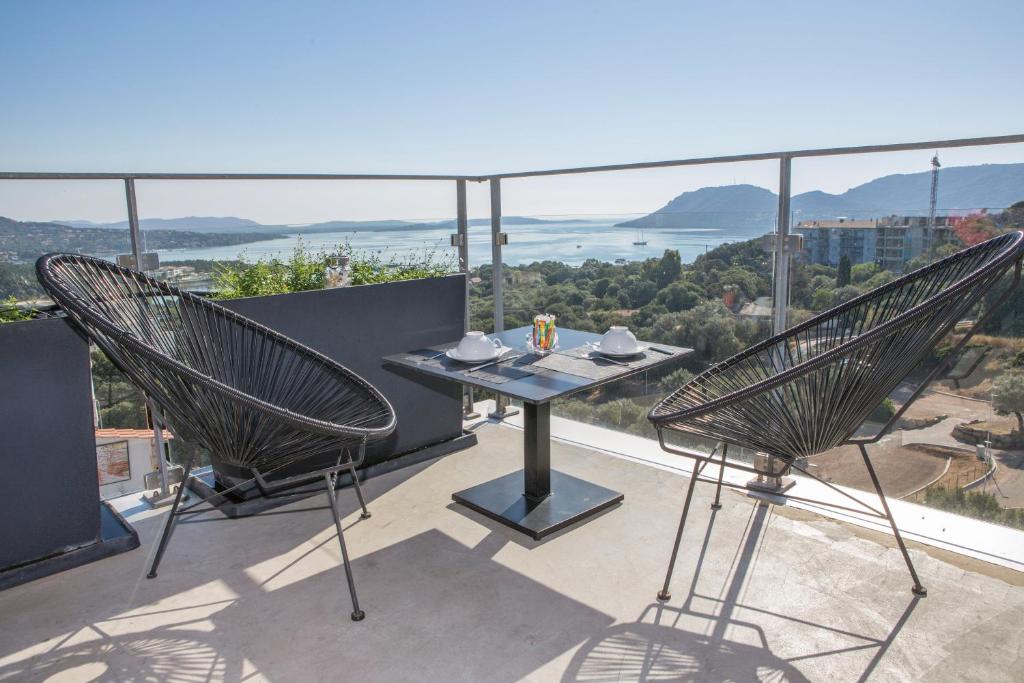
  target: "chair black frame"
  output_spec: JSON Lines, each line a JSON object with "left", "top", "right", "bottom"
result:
{"left": 37, "top": 253, "right": 397, "bottom": 621}
{"left": 648, "top": 231, "right": 1024, "bottom": 601}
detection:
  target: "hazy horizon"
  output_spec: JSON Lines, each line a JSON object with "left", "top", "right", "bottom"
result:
{"left": 2, "top": 1, "right": 1023, "bottom": 223}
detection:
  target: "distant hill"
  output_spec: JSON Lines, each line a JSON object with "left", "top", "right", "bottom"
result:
{"left": 0, "top": 216, "right": 283, "bottom": 262}
{"left": 618, "top": 163, "right": 1024, "bottom": 235}
{"left": 57, "top": 216, "right": 265, "bottom": 232}
{"left": 51, "top": 215, "right": 588, "bottom": 234}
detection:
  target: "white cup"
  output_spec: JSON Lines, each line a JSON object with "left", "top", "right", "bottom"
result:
{"left": 600, "top": 326, "right": 640, "bottom": 354}
{"left": 457, "top": 331, "right": 502, "bottom": 360}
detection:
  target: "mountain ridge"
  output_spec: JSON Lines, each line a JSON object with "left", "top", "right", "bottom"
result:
{"left": 618, "top": 162, "right": 1024, "bottom": 235}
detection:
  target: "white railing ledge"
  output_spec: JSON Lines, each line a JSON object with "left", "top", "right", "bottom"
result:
{"left": 472, "top": 402, "right": 1024, "bottom": 574}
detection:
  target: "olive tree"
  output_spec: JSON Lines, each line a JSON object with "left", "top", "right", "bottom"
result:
{"left": 993, "top": 371, "right": 1024, "bottom": 434}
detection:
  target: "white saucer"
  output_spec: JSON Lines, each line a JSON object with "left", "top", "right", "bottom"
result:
{"left": 589, "top": 342, "right": 647, "bottom": 358}
{"left": 446, "top": 347, "right": 503, "bottom": 364}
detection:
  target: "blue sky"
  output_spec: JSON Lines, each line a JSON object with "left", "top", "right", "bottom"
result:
{"left": 2, "top": 1, "right": 1023, "bottom": 222}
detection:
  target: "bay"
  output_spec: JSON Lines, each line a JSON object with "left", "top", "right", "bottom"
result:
{"left": 152, "top": 219, "right": 743, "bottom": 267}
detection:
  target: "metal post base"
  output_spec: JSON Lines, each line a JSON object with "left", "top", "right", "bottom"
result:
{"left": 143, "top": 485, "right": 189, "bottom": 509}
{"left": 745, "top": 476, "right": 796, "bottom": 494}
{"left": 488, "top": 394, "right": 519, "bottom": 420}
{"left": 711, "top": 443, "right": 727, "bottom": 510}
{"left": 463, "top": 386, "right": 481, "bottom": 420}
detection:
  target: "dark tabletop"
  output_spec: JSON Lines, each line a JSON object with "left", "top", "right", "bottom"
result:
{"left": 382, "top": 326, "right": 692, "bottom": 405}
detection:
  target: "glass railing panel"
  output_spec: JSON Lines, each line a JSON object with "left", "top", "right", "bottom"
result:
{"left": 0, "top": 180, "right": 132, "bottom": 306}
{"left": 129, "top": 179, "right": 460, "bottom": 294}
{"left": 787, "top": 149, "right": 1024, "bottom": 530}
{"left": 473, "top": 209, "right": 779, "bottom": 452}
{"left": 793, "top": 269, "right": 1024, "bottom": 531}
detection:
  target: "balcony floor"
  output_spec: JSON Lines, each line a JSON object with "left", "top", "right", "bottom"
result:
{"left": 1, "top": 422, "right": 1022, "bottom": 682}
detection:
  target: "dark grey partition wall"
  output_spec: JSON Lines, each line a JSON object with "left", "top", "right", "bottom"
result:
{"left": 0, "top": 318, "right": 99, "bottom": 568}
{"left": 220, "top": 274, "right": 467, "bottom": 481}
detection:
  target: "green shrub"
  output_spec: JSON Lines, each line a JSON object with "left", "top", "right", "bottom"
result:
{"left": 553, "top": 396, "right": 656, "bottom": 438}
{"left": 212, "top": 242, "right": 454, "bottom": 300}
{"left": 868, "top": 397, "right": 896, "bottom": 423}
{"left": 923, "top": 487, "right": 1024, "bottom": 530}
{"left": 0, "top": 296, "right": 33, "bottom": 323}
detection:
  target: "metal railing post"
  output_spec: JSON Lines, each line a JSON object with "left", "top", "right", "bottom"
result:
{"left": 490, "top": 178, "right": 504, "bottom": 333}
{"left": 488, "top": 178, "right": 516, "bottom": 419}
{"left": 149, "top": 399, "right": 170, "bottom": 498}
{"left": 124, "top": 178, "right": 144, "bottom": 269}
{"left": 772, "top": 156, "right": 792, "bottom": 335}
{"left": 457, "top": 180, "right": 480, "bottom": 419}
{"left": 128, "top": 179, "right": 172, "bottom": 502}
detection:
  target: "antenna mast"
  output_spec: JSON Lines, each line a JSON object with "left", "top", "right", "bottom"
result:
{"left": 927, "top": 153, "right": 941, "bottom": 243}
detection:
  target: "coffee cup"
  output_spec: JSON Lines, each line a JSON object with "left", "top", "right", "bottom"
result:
{"left": 457, "top": 331, "right": 502, "bottom": 360}
{"left": 600, "top": 326, "right": 640, "bottom": 355}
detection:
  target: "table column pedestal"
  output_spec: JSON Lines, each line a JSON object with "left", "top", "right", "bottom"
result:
{"left": 452, "top": 401, "right": 623, "bottom": 540}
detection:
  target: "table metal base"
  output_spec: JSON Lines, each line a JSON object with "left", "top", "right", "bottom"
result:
{"left": 452, "top": 470, "right": 623, "bottom": 540}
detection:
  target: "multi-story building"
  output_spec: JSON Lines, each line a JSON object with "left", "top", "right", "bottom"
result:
{"left": 795, "top": 215, "right": 955, "bottom": 271}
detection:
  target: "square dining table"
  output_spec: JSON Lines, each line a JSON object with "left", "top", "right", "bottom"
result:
{"left": 383, "top": 326, "right": 692, "bottom": 540}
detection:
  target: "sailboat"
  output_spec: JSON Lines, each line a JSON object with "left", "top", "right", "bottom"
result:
{"left": 632, "top": 229, "right": 647, "bottom": 246}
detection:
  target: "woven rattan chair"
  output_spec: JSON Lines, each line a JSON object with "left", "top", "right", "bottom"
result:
{"left": 649, "top": 231, "right": 1024, "bottom": 600}
{"left": 37, "top": 253, "right": 396, "bottom": 621}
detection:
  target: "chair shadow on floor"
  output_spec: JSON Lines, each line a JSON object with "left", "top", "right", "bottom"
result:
{"left": 561, "top": 502, "right": 921, "bottom": 682}
{"left": 0, "top": 526, "right": 616, "bottom": 683}
{"left": 0, "top": 625, "right": 234, "bottom": 683}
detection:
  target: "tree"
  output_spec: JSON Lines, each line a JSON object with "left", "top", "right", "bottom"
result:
{"left": 862, "top": 271, "right": 896, "bottom": 290}
{"left": 652, "top": 302, "right": 744, "bottom": 362}
{"left": 1003, "top": 200, "right": 1024, "bottom": 229}
{"left": 811, "top": 288, "right": 834, "bottom": 311}
{"left": 993, "top": 371, "right": 1024, "bottom": 434}
{"left": 90, "top": 349, "right": 148, "bottom": 428}
{"left": 625, "top": 277, "right": 658, "bottom": 308}
{"left": 836, "top": 255, "right": 852, "bottom": 287}
{"left": 851, "top": 262, "right": 879, "bottom": 284}
{"left": 654, "top": 281, "right": 703, "bottom": 312}
{"left": 653, "top": 250, "right": 682, "bottom": 289}
{"left": 834, "top": 285, "right": 862, "bottom": 305}
{"left": 952, "top": 212, "right": 999, "bottom": 247}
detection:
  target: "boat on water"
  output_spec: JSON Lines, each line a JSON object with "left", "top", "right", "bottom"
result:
{"left": 632, "top": 229, "right": 647, "bottom": 246}
{"left": 614, "top": 258, "right": 627, "bottom": 265}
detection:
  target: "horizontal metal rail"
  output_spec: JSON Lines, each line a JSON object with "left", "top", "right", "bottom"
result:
{"left": 481, "top": 133, "right": 1024, "bottom": 180}
{"left": 2, "top": 133, "right": 1021, "bottom": 183}
{"left": 0, "top": 171, "right": 477, "bottom": 181}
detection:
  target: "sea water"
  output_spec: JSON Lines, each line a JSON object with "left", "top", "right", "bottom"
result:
{"left": 152, "top": 219, "right": 740, "bottom": 267}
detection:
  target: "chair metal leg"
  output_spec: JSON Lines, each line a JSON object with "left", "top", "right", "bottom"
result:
{"left": 346, "top": 457, "right": 371, "bottom": 520}
{"left": 147, "top": 455, "right": 194, "bottom": 579}
{"left": 325, "top": 472, "right": 365, "bottom": 621}
{"left": 658, "top": 459, "right": 706, "bottom": 602}
{"left": 858, "top": 444, "right": 927, "bottom": 597}
{"left": 711, "top": 443, "right": 728, "bottom": 510}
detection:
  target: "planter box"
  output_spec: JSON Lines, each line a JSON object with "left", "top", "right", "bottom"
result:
{"left": 216, "top": 274, "right": 468, "bottom": 488}
{"left": 0, "top": 317, "right": 138, "bottom": 588}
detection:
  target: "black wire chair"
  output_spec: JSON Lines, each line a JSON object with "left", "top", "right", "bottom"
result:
{"left": 648, "top": 231, "right": 1024, "bottom": 600}
{"left": 36, "top": 253, "right": 397, "bottom": 621}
